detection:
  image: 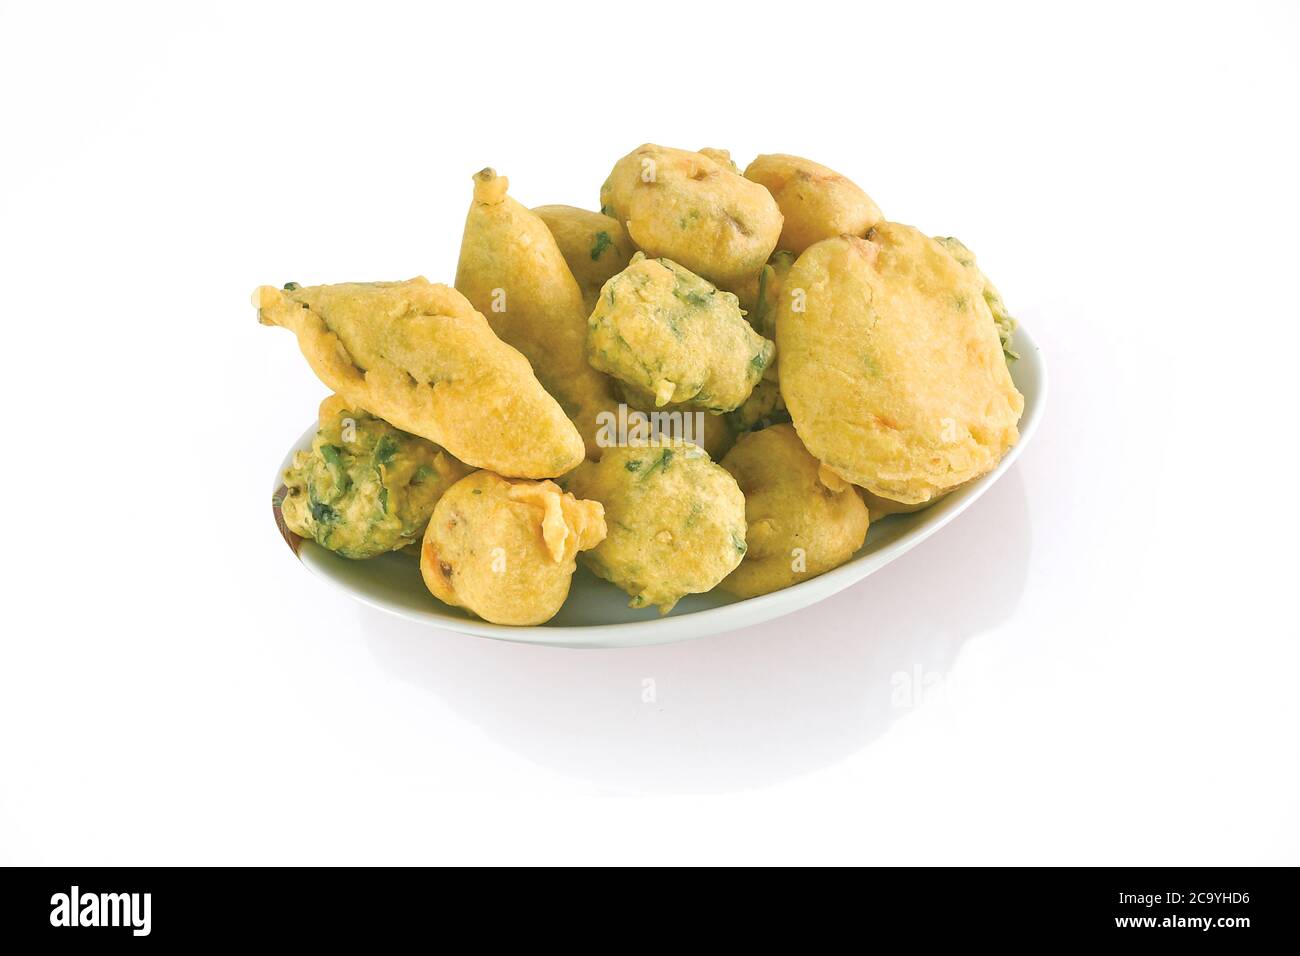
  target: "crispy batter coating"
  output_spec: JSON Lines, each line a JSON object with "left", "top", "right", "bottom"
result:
{"left": 743, "top": 153, "right": 882, "bottom": 255}
{"left": 282, "top": 396, "right": 471, "bottom": 559}
{"left": 777, "top": 224, "right": 1024, "bottom": 505}
{"left": 455, "top": 170, "right": 621, "bottom": 460}
{"left": 420, "top": 471, "right": 606, "bottom": 626}
{"left": 532, "top": 204, "right": 634, "bottom": 315}
{"left": 566, "top": 440, "right": 746, "bottom": 613}
{"left": 256, "top": 277, "right": 584, "bottom": 479}
{"left": 599, "top": 144, "right": 783, "bottom": 288}
{"left": 719, "top": 424, "right": 869, "bottom": 598}
{"left": 934, "top": 236, "right": 1019, "bottom": 361}
{"left": 587, "top": 252, "right": 774, "bottom": 412}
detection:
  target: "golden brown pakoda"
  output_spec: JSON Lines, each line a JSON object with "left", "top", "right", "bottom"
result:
{"left": 456, "top": 169, "right": 620, "bottom": 459}
{"left": 532, "top": 204, "right": 634, "bottom": 315}
{"left": 420, "top": 470, "right": 606, "bottom": 626}
{"left": 599, "top": 144, "right": 783, "bottom": 288}
{"left": 565, "top": 440, "right": 746, "bottom": 613}
{"left": 719, "top": 424, "right": 869, "bottom": 598}
{"left": 776, "top": 224, "right": 1024, "bottom": 506}
{"left": 743, "top": 153, "right": 883, "bottom": 255}
{"left": 256, "top": 278, "right": 585, "bottom": 478}
{"left": 586, "top": 252, "right": 774, "bottom": 412}
{"left": 282, "top": 395, "right": 471, "bottom": 559}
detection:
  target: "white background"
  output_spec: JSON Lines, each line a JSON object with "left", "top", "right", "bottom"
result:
{"left": 2, "top": 1, "right": 1296, "bottom": 865}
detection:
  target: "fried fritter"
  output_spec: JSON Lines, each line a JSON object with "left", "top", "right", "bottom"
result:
{"left": 256, "top": 277, "right": 585, "bottom": 478}
{"left": 420, "top": 471, "right": 606, "bottom": 626}
{"left": 586, "top": 252, "right": 774, "bottom": 412}
{"left": 456, "top": 170, "right": 620, "bottom": 459}
{"left": 599, "top": 144, "right": 783, "bottom": 288}
{"left": 282, "top": 395, "right": 471, "bottom": 559}
{"left": 532, "top": 204, "right": 634, "bottom": 315}
{"left": 743, "top": 153, "right": 882, "bottom": 255}
{"left": 719, "top": 424, "right": 869, "bottom": 598}
{"left": 776, "top": 224, "right": 1024, "bottom": 506}
{"left": 565, "top": 440, "right": 746, "bottom": 613}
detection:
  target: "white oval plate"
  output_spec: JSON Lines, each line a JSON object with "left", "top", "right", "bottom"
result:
{"left": 271, "top": 325, "right": 1045, "bottom": 648}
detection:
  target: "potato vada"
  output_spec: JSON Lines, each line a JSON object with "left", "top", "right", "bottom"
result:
{"left": 599, "top": 144, "right": 783, "bottom": 288}
{"left": 719, "top": 424, "right": 869, "bottom": 598}
{"left": 743, "top": 153, "right": 882, "bottom": 255}
{"left": 420, "top": 471, "right": 606, "bottom": 626}
{"left": 565, "top": 440, "right": 746, "bottom": 613}
{"left": 586, "top": 252, "right": 774, "bottom": 412}
{"left": 776, "top": 224, "right": 1023, "bottom": 506}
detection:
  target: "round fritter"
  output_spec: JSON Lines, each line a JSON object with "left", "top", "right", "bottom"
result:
{"left": 586, "top": 252, "right": 774, "bottom": 412}
{"left": 719, "top": 424, "right": 869, "bottom": 598}
{"left": 456, "top": 170, "right": 620, "bottom": 460}
{"left": 599, "top": 144, "right": 783, "bottom": 288}
{"left": 934, "top": 236, "right": 1019, "bottom": 362}
{"left": 255, "top": 278, "right": 585, "bottom": 478}
{"left": 420, "top": 471, "right": 606, "bottom": 626}
{"left": 743, "top": 153, "right": 883, "bottom": 255}
{"left": 776, "top": 224, "right": 1024, "bottom": 505}
{"left": 282, "top": 396, "right": 470, "bottom": 559}
{"left": 565, "top": 441, "right": 746, "bottom": 613}
{"left": 532, "top": 204, "right": 635, "bottom": 315}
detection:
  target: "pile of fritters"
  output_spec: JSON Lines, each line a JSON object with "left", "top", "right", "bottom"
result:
{"left": 259, "top": 144, "right": 1024, "bottom": 625}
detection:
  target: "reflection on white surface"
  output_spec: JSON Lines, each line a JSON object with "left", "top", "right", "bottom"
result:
{"left": 361, "top": 467, "right": 1031, "bottom": 793}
